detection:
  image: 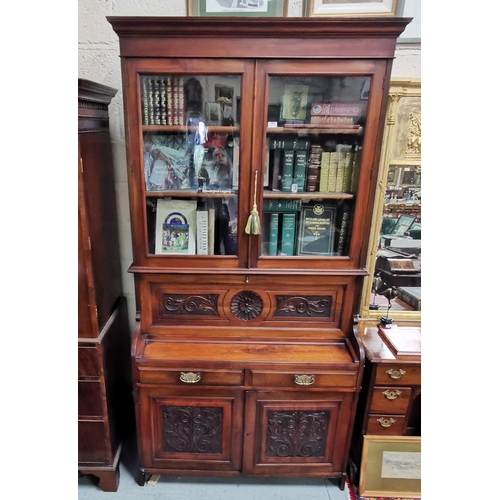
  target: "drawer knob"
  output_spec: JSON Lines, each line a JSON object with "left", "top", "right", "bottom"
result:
{"left": 377, "top": 417, "right": 396, "bottom": 428}
{"left": 294, "top": 374, "right": 315, "bottom": 386}
{"left": 179, "top": 372, "right": 201, "bottom": 384}
{"left": 386, "top": 368, "right": 406, "bottom": 379}
{"left": 382, "top": 389, "right": 402, "bottom": 400}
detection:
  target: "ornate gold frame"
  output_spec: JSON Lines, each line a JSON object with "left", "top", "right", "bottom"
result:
{"left": 359, "top": 78, "right": 421, "bottom": 320}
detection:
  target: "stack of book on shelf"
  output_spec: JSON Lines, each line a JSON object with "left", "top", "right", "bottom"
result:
{"left": 318, "top": 144, "right": 362, "bottom": 194}
{"left": 308, "top": 102, "right": 364, "bottom": 128}
{"left": 141, "top": 75, "right": 185, "bottom": 126}
{"left": 155, "top": 198, "right": 237, "bottom": 257}
{"left": 263, "top": 199, "right": 301, "bottom": 256}
{"left": 268, "top": 138, "right": 310, "bottom": 193}
{"left": 267, "top": 138, "right": 362, "bottom": 195}
{"left": 263, "top": 199, "right": 353, "bottom": 257}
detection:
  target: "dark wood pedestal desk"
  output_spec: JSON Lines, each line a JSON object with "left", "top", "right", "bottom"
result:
{"left": 349, "top": 319, "right": 421, "bottom": 486}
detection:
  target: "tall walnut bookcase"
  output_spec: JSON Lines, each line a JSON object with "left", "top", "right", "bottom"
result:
{"left": 108, "top": 16, "right": 410, "bottom": 489}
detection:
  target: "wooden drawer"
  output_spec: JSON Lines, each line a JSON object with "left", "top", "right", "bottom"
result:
{"left": 369, "top": 386, "right": 411, "bottom": 414}
{"left": 78, "top": 420, "right": 109, "bottom": 463}
{"left": 374, "top": 364, "right": 420, "bottom": 386}
{"left": 78, "top": 346, "right": 101, "bottom": 378}
{"left": 249, "top": 370, "right": 357, "bottom": 389}
{"left": 366, "top": 414, "right": 407, "bottom": 435}
{"left": 138, "top": 367, "right": 244, "bottom": 386}
{"left": 78, "top": 380, "right": 104, "bottom": 417}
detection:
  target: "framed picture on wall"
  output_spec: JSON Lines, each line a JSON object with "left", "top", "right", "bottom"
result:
{"left": 303, "top": 0, "right": 400, "bottom": 17}
{"left": 188, "top": 0, "right": 288, "bottom": 17}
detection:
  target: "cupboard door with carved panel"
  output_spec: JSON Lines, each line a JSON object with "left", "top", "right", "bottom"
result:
{"left": 138, "top": 386, "right": 244, "bottom": 472}
{"left": 243, "top": 391, "right": 356, "bottom": 476}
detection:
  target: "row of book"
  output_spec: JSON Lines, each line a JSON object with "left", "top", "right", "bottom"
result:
{"left": 267, "top": 139, "right": 362, "bottom": 194}
{"left": 141, "top": 75, "right": 185, "bottom": 126}
{"left": 263, "top": 199, "right": 353, "bottom": 256}
{"left": 154, "top": 198, "right": 237, "bottom": 256}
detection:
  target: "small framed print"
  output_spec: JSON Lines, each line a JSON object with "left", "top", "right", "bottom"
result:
{"left": 206, "top": 102, "right": 221, "bottom": 125}
{"left": 303, "top": 0, "right": 400, "bottom": 17}
{"left": 188, "top": 0, "right": 288, "bottom": 17}
{"left": 280, "top": 84, "right": 308, "bottom": 122}
{"left": 359, "top": 435, "right": 421, "bottom": 498}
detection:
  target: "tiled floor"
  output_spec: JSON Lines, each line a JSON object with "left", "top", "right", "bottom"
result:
{"left": 79, "top": 468, "right": 350, "bottom": 500}
{"left": 78, "top": 438, "right": 350, "bottom": 500}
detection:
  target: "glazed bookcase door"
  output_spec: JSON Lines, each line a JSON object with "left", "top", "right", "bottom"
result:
{"left": 122, "top": 58, "right": 255, "bottom": 269}
{"left": 249, "top": 60, "right": 389, "bottom": 270}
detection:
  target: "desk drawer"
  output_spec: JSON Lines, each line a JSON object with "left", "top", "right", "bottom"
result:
{"left": 366, "top": 414, "right": 406, "bottom": 435}
{"left": 374, "top": 364, "right": 420, "bottom": 386}
{"left": 138, "top": 368, "right": 244, "bottom": 386}
{"left": 369, "top": 386, "right": 411, "bottom": 414}
{"left": 249, "top": 370, "right": 357, "bottom": 389}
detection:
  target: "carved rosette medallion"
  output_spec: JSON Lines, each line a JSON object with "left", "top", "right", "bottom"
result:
{"left": 161, "top": 405, "right": 223, "bottom": 454}
{"left": 230, "top": 290, "right": 263, "bottom": 321}
{"left": 162, "top": 294, "right": 219, "bottom": 316}
{"left": 265, "top": 410, "right": 330, "bottom": 458}
{"left": 274, "top": 295, "right": 331, "bottom": 318}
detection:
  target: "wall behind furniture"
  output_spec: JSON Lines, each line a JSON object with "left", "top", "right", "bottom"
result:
{"left": 78, "top": 0, "right": 421, "bottom": 333}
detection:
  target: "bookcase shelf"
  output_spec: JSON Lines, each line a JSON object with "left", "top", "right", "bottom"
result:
{"left": 143, "top": 125, "right": 239, "bottom": 133}
{"left": 267, "top": 126, "right": 363, "bottom": 135}
{"left": 146, "top": 190, "right": 237, "bottom": 198}
{"left": 263, "top": 191, "right": 354, "bottom": 200}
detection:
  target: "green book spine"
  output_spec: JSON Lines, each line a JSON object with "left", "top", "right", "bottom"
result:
{"left": 281, "top": 150, "right": 294, "bottom": 192}
{"left": 280, "top": 213, "right": 296, "bottom": 256}
{"left": 268, "top": 213, "right": 279, "bottom": 256}
{"left": 293, "top": 149, "right": 308, "bottom": 192}
{"left": 263, "top": 199, "right": 302, "bottom": 212}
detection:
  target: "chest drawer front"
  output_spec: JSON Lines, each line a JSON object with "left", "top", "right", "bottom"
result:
{"left": 78, "top": 346, "right": 101, "bottom": 378}
{"left": 374, "top": 364, "right": 420, "bottom": 386}
{"left": 138, "top": 368, "right": 244, "bottom": 386}
{"left": 78, "top": 380, "right": 105, "bottom": 417}
{"left": 249, "top": 370, "right": 357, "bottom": 389}
{"left": 369, "top": 386, "right": 411, "bottom": 414}
{"left": 366, "top": 414, "right": 407, "bottom": 435}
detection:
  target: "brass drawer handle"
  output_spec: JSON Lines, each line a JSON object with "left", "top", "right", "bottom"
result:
{"left": 386, "top": 368, "right": 406, "bottom": 379}
{"left": 179, "top": 372, "right": 201, "bottom": 384}
{"left": 377, "top": 417, "right": 396, "bottom": 428}
{"left": 294, "top": 374, "right": 315, "bottom": 386}
{"left": 382, "top": 389, "right": 402, "bottom": 400}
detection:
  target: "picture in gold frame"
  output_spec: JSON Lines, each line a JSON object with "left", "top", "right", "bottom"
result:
{"left": 303, "top": 0, "right": 399, "bottom": 17}
{"left": 359, "top": 435, "right": 421, "bottom": 498}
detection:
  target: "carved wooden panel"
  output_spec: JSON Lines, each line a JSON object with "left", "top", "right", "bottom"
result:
{"left": 265, "top": 409, "right": 330, "bottom": 458}
{"left": 273, "top": 295, "right": 332, "bottom": 318}
{"left": 161, "top": 405, "right": 223, "bottom": 454}
{"left": 161, "top": 293, "right": 219, "bottom": 317}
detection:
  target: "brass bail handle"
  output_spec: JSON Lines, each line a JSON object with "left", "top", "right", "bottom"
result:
{"left": 244, "top": 170, "right": 261, "bottom": 235}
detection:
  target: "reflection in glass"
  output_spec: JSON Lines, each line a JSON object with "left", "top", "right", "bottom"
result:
{"left": 139, "top": 74, "right": 241, "bottom": 257}
{"left": 373, "top": 164, "right": 421, "bottom": 312}
{"left": 261, "top": 75, "right": 370, "bottom": 258}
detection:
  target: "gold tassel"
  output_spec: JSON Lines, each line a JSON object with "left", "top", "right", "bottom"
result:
{"left": 245, "top": 171, "right": 261, "bottom": 235}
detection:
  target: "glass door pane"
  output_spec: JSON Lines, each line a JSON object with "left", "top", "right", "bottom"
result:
{"left": 140, "top": 74, "right": 241, "bottom": 257}
{"left": 262, "top": 75, "right": 370, "bottom": 258}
